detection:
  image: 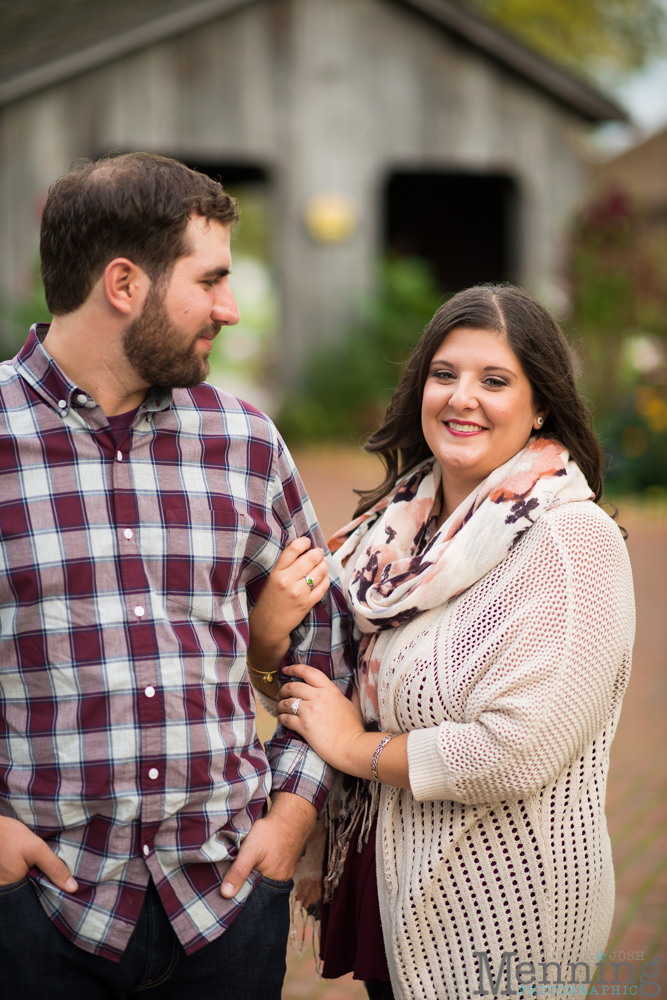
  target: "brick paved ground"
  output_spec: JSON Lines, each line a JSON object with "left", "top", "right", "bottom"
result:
{"left": 260, "top": 449, "right": 667, "bottom": 998}
{"left": 603, "top": 504, "right": 667, "bottom": 986}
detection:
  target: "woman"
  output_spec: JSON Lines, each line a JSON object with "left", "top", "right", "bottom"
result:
{"left": 248, "top": 284, "right": 635, "bottom": 1000}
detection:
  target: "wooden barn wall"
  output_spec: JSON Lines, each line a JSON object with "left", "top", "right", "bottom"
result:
{"left": 0, "top": 0, "right": 589, "bottom": 376}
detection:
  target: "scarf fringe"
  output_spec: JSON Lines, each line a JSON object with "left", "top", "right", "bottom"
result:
{"left": 289, "top": 894, "right": 323, "bottom": 976}
{"left": 323, "top": 775, "right": 379, "bottom": 903}
{"left": 289, "top": 775, "right": 380, "bottom": 978}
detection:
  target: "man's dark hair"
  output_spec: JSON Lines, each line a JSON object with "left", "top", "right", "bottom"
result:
{"left": 40, "top": 152, "right": 239, "bottom": 315}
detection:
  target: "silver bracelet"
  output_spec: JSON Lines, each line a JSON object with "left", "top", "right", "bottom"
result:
{"left": 370, "top": 734, "right": 394, "bottom": 782}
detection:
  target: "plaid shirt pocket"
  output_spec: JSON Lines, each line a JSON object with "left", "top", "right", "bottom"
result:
{"left": 165, "top": 498, "right": 253, "bottom": 621}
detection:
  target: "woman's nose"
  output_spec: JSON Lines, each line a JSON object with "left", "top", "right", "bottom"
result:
{"left": 448, "top": 377, "right": 479, "bottom": 411}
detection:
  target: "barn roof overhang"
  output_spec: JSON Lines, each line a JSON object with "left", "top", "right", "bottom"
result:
{"left": 400, "top": 0, "right": 627, "bottom": 122}
{"left": 0, "top": 0, "right": 627, "bottom": 122}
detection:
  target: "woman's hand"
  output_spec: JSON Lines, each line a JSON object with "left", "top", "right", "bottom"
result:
{"left": 250, "top": 537, "right": 330, "bottom": 645}
{"left": 277, "top": 664, "right": 367, "bottom": 771}
{"left": 277, "top": 664, "right": 412, "bottom": 789}
{"left": 247, "top": 538, "right": 330, "bottom": 696}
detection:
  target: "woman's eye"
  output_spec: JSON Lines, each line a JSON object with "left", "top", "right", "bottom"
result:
{"left": 484, "top": 377, "right": 508, "bottom": 388}
{"left": 433, "top": 370, "right": 455, "bottom": 381}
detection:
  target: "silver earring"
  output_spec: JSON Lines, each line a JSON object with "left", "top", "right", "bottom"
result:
{"left": 537, "top": 417, "right": 543, "bottom": 426}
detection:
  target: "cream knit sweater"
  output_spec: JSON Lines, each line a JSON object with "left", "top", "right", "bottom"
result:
{"left": 371, "top": 500, "right": 635, "bottom": 1000}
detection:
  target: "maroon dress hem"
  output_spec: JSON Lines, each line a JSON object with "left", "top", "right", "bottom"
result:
{"left": 319, "top": 813, "right": 391, "bottom": 983}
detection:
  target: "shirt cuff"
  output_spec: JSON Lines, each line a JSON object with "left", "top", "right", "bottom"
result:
{"left": 407, "top": 727, "right": 453, "bottom": 801}
{"left": 264, "top": 731, "right": 336, "bottom": 813}
{"left": 255, "top": 690, "right": 279, "bottom": 717}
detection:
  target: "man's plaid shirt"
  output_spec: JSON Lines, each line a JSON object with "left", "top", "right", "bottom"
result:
{"left": 0, "top": 326, "right": 350, "bottom": 961}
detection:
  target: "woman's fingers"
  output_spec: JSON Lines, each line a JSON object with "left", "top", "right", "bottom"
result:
{"left": 270, "top": 543, "right": 329, "bottom": 595}
{"left": 293, "top": 547, "right": 327, "bottom": 579}
{"left": 274, "top": 552, "right": 329, "bottom": 608}
{"left": 272, "top": 537, "right": 327, "bottom": 575}
{"left": 272, "top": 536, "right": 313, "bottom": 570}
{"left": 275, "top": 684, "right": 314, "bottom": 711}
{"left": 277, "top": 712, "right": 300, "bottom": 731}
{"left": 301, "top": 560, "right": 329, "bottom": 589}
{"left": 311, "top": 576, "right": 330, "bottom": 601}
{"left": 279, "top": 663, "right": 335, "bottom": 693}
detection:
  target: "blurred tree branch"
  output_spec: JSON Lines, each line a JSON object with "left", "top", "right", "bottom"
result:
{"left": 565, "top": 187, "right": 667, "bottom": 494}
{"left": 467, "top": 0, "right": 666, "bottom": 82}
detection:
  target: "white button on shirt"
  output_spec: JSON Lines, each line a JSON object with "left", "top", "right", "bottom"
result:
{"left": 124, "top": 528, "right": 133, "bottom": 540}
{"left": 143, "top": 844, "right": 150, "bottom": 856}
{"left": 134, "top": 606, "right": 145, "bottom": 618}
{"left": 144, "top": 686, "right": 156, "bottom": 698}
{"left": 148, "top": 768, "right": 159, "bottom": 780}
{"left": 77, "top": 393, "right": 88, "bottom": 404}
{"left": 58, "top": 399, "right": 66, "bottom": 409}
{"left": 116, "top": 451, "right": 123, "bottom": 462}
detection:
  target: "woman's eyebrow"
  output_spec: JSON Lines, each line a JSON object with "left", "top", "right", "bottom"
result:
{"left": 483, "top": 365, "right": 517, "bottom": 377}
{"left": 428, "top": 359, "right": 518, "bottom": 378}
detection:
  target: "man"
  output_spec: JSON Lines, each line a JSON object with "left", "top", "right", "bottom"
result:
{"left": 0, "top": 152, "right": 349, "bottom": 997}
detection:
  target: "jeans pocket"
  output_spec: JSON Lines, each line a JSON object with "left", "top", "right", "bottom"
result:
{"left": 258, "top": 874, "right": 294, "bottom": 892}
{"left": 0, "top": 877, "right": 29, "bottom": 896}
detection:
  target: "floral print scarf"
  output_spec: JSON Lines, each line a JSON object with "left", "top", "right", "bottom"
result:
{"left": 330, "top": 436, "right": 594, "bottom": 725}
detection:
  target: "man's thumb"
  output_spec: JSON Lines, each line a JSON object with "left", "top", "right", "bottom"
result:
{"left": 220, "top": 843, "right": 258, "bottom": 899}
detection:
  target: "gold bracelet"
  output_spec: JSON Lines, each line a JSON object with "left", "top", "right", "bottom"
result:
{"left": 247, "top": 664, "right": 280, "bottom": 684}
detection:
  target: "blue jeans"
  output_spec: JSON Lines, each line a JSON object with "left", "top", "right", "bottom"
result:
{"left": 0, "top": 874, "right": 292, "bottom": 998}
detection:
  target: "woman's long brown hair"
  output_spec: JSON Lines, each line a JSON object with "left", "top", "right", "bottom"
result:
{"left": 354, "top": 284, "right": 604, "bottom": 516}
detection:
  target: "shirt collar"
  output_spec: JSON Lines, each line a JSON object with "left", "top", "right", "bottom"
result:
{"left": 15, "top": 323, "right": 172, "bottom": 416}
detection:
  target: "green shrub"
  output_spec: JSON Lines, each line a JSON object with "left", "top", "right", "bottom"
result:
{"left": 277, "top": 258, "right": 442, "bottom": 444}
{"left": 600, "top": 386, "right": 667, "bottom": 495}
{"left": 0, "top": 263, "right": 51, "bottom": 359}
{"left": 565, "top": 187, "right": 667, "bottom": 495}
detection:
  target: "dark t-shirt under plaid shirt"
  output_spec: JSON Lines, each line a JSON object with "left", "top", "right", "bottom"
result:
{"left": 0, "top": 326, "right": 350, "bottom": 961}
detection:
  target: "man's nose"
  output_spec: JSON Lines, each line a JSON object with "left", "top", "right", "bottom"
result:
{"left": 212, "top": 284, "right": 240, "bottom": 326}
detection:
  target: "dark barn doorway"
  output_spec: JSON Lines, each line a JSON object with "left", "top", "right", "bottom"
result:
{"left": 187, "top": 163, "right": 268, "bottom": 187}
{"left": 184, "top": 161, "right": 273, "bottom": 264}
{"left": 384, "top": 171, "right": 518, "bottom": 294}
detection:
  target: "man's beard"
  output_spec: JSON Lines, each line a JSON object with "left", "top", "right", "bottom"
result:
{"left": 122, "top": 283, "right": 220, "bottom": 389}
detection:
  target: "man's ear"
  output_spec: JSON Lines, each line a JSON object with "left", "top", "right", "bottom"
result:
{"left": 102, "top": 258, "right": 151, "bottom": 317}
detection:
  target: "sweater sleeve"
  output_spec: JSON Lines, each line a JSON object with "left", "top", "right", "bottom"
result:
{"left": 406, "top": 504, "right": 635, "bottom": 805}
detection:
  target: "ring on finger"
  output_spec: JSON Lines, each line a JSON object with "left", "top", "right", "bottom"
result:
{"left": 291, "top": 698, "right": 302, "bottom": 716}
{"left": 304, "top": 575, "right": 315, "bottom": 589}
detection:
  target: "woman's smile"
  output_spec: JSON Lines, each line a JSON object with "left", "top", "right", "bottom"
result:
{"left": 422, "top": 327, "right": 546, "bottom": 509}
{"left": 444, "top": 419, "right": 488, "bottom": 436}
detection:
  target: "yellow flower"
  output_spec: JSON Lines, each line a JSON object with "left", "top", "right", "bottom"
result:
{"left": 635, "top": 388, "right": 667, "bottom": 433}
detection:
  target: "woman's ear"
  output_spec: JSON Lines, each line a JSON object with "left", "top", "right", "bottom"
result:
{"left": 533, "top": 410, "right": 549, "bottom": 430}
